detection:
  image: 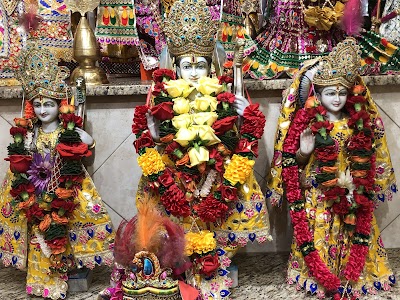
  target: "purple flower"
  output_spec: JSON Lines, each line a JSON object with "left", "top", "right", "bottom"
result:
{"left": 27, "top": 153, "right": 54, "bottom": 194}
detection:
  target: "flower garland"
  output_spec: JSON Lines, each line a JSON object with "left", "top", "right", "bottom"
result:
{"left": 5, "top": 102, "right": 91, "bottom": 274}
{"left": 132, "top": 67, "right": 266, "bottom": 224}
{"left": 281, "top": 84, "right": 376, "bottom": 297}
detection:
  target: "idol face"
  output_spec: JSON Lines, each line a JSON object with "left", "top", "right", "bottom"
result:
{"left": 32, "top": 97, "right": 59, "bottom": 124}
{"left": 318, "top": 85, "right": 348, "bottom": 114}
{"left": 177, "top": 56, "right": 210, "bottom": 85}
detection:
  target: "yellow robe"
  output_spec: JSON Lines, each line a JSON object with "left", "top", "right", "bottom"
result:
{"left": 287, "top": 119, "right": 394, "bottom": 297}
{"left": 0, "top": 128, "right": 115, "bottom": 300}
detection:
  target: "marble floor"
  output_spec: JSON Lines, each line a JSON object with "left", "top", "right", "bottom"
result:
{"left": 0, "top": 249, "right": 399, "bottom": 300}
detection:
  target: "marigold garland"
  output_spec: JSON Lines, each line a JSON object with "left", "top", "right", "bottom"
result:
{"left": 281, "top": 84, "right": 376, "bottom": 297}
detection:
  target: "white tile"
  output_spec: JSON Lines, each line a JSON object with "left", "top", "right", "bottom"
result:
{"left": 381, "top": 215, "right": 400, "bottom": 248}
{"left": 91, "top": 134, "right": 138, "bottom": 222}
{"left": 103, "top": 202, "right": 124, "bottom": 229}
{"left": 85, "top": 101, "right": 141, "bottom": 172}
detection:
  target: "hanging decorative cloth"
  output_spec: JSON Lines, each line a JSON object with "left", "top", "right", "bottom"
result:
{"left": 95, "top": 0, "right": 139, "bottom": 52}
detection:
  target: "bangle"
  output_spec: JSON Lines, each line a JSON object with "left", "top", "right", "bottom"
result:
{"left": 296, "top": 149, "right": 309, "bottom": 159}
{"left": 89, "top": 140, "right": 96, "bottom": 149}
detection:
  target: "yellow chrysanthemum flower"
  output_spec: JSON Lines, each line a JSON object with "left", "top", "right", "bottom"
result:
{"left": 137, "top": 148, "right": 165, "bottom": 176}
{"left": 223, "top": 154, "right": 255, "bottom": 186}
{"left": 184, "top": 230, "right": 216, "bottom": 256}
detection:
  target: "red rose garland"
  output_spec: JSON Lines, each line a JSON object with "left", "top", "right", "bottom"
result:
{"left": 282, "top": 85, "right": 376, "bottom": 296}
{"left": 132, "top": 68, "right": 266, "bottom": 223}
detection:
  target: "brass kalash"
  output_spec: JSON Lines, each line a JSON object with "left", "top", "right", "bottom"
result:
{"left": 66, "top": 0, "right": 109, "bottom": 85}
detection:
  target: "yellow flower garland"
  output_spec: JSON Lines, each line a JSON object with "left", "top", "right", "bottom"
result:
{"left": 137, "top": 148, "right": 166, "bottom": 176}
{"left": 184, "top": 230, "right": 217, "bottom": 256}
{"left": 223, "top": 154, "right": 255, "bottom": 186}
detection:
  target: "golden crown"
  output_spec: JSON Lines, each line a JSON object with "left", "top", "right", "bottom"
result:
{"left": 163, "top": 0, "right": 219, "bottom": 58}
{"left": 313, "top": 37, "right": 362, "bottom": 89}
{"left": 15, "top": 40, "right": 72, "bottom": 101}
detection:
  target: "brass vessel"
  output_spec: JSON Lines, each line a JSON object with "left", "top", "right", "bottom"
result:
{"left": 70, "top": 16, "right": 109, "bottom": 85}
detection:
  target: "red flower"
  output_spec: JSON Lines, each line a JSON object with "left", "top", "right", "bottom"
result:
{"left": 364, "top": 57, "right": 375, "bottom": 65}
{"left": 25, "top": 203, "right": 45, "bottom": 222}
{"left": 220, "top": 185, "right": 238, "bottom": 202}
{"left": 305, "top": 45, "right": 316, "bottom": 53}
{"left": 216, "top": 92, "right": 235, "bottom": 104}
{"left": 10, "top": 183, "right": 35, "bottom": 198}
{"left": 332, "top": 196, "right": 351, "bottom": 215}
{"left": 235, "top": 139, "right": 259, "bottom": 157}
{"left": 133, "top": 131, "right": 155, "bottom": 153}
{"left": 152, "top": 69, "right": 176, "bottom": 83}
{"left": 354, "top": 193, "right": 371, "bottom": 207}
{"left": 10, "top": 127, "right": 27, "bottom": 137}
{"left": 209, "top": 148, "right": 224, "bottom": 173}
{"left": 323, "top": 187, "right": 345, "bottom": 202}
{"left": 347, "top": 131, "right": 372, "bottom": 151}
{"left": 212, "top": 116, "right": 237, "bottom": 135}
{"left": 132, "top": 105, "right": 149, "bottom": 134}
{"left": 218, "top": 76, "right": 233, "bottom": 85}
{"left": 311, "top": 121, "right": 334, "bottom": 134}
{"left": 59, "top": 175, "right": 84, "bottom": 184}
{"left": 51, "top": 198, "right": 78, "bottom": 214}
{"left": 152, "top": 82, "right": 166, "bottom": 97}
{"left": 197, "top": 254, "right": 220, "bottom": 276}
{"left": 151, "top": 102, "right": 174, "bottom": 121}
{"left": 5, "top": 155, "right": 32, "bottom": 173}
{"left": 56, "top": 142, "right": 91, "bottom": 160}
{"left": 164, "top": 141, "right": 182, "bottom": 157}
{"left": 46, "top": 236, "right": 68, "bottom": 255}
{"left": 160, "top": 185, "right": 190, "bottom": 217}
{"left": 314, "top": 145, "right": 338, "bottom": 162}
{"left": 60, "top": 114, "right": 83, "bottom": 128}
{"left": 348, "top": 110, "right": 370, "bottom": 129}
{"left": 158, "top": 169, "right": 175, "bottom": 187}
{"left": 381, "top": 38, "right": 388, "bottom": 47}
{"left": 240, "top": 104, "right": 266, "bottom": 139}
{"left": 195, "top": 196, "right": 229, "bottom": 223}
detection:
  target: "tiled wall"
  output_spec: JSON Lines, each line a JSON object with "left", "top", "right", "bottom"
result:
{"left": 1, "top": 85, "right": 400, "bottom": 252}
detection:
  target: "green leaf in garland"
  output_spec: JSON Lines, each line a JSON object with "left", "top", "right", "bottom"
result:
{"left": 11, "top": 175, "right": 30, "bottom": 188}
{"left": 58, "top": 130, "right": 81, "bottom": 143}
{"left": 154, "top": 95, "right": 173, "bottom": 105}
{"left": 45, "top": 224, "right": 67, "bottom": 240}
{"left": 7, "top": 143, "right": 28, "bottom": 155}
{"left": 315, "top": 133, "right": 335, "bottom": 148}
{"left": 315, "top": 172, "right": 336, "bottom": 184}
{"left": 352, "top": 162, "right": 371, "bottom": 170}
{"left": 219, "top": 131, "right": 239, "bottom": 151}
{"left": 159, "top": 120, "right": 177, "bottom": 137}
{"left": 60, "top": 161, "right": 82, "bottom": 176}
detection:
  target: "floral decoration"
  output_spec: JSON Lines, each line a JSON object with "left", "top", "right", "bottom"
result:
{"left": 281, "top": 84, "right": 377, "bottom": 297}
{"left": 132, "top": 68, "right": 266, "bottom": 224}
{"left": 5, "top": 101, "right": 89, "bottom": 274}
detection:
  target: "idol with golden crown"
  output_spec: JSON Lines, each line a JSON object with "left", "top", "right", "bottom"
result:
{"left": 100, "top": 0, "right": 272, "bottom": 299}
{"left": 267, "top": 38, "right": 397, "bottom": 298}
{"left": 0, "top": 41, "right": 115, "bottom": 299}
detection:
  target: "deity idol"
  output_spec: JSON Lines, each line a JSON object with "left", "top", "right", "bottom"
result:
{"left": 100, "top": 0, "right": 271, "bottom": 299}
{"left": 0, "top": 41, "right": 115, "bottom": 299}
{"left": 267, "top": 38, "right": 397, "bottom": 298}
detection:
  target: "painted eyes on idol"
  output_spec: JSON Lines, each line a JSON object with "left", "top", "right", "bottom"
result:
{"left": 33, "top": 100, "right": 57, "bottom": 108}
{"left": 181, "top": 62, "right": 207, "bottom": 70}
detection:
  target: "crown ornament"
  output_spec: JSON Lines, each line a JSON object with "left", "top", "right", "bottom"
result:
{"left": 313, "top": 37, "right": 362, "bottom": 89}
{"left": 163, "top": 0, "right": 219, "bottom": 58}
{"left": 15, "top": 40, "right": 72, "bottom": 101}
{"left": 121, "top": 251, "right": 181, "bottom": 300}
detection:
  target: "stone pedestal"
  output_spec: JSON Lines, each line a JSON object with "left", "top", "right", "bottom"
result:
{"left": 227, "top": 265, "right": 238, "bottom": 287}
{"left": 68, "top": 268, "right": 93, "bottom": 292}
